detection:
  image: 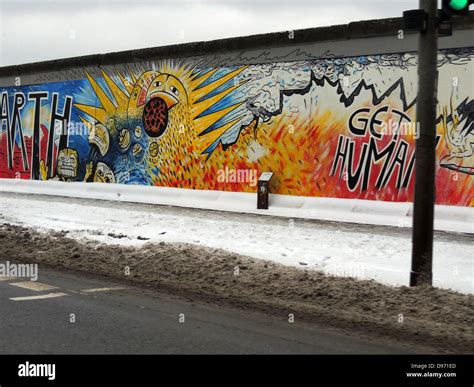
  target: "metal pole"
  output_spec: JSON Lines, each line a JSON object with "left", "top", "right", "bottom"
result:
{"left": 410, "top": 0, "right": 438, "bottom": 286}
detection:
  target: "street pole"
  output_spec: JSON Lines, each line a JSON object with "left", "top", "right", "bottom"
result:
{"left": 410, "top": 0, "right": 438, "bottom": 286}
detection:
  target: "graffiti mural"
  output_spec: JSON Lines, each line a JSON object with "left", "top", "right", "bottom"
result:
{"left": 0, "top": 48, "right": 473, "bottom": 206}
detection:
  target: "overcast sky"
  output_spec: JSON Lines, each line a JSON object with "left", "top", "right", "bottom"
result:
{"left": 0, "top": 0, "right": 420, "bottom": 66}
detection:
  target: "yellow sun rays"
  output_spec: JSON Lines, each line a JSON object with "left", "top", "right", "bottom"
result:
{"left": 74, "top": 62, "right": 248, "bottom": 155}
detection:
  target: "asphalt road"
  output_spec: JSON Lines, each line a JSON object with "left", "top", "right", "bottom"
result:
{"left": 0, "top": 266, "right": 420, "bottom": 354}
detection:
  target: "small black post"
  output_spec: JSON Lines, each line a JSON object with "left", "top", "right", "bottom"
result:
{"left": 257, "top": 172, "right": 273, "bottom": 210}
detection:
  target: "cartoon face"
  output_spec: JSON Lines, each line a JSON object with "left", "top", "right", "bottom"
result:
{"left": 93, "top": 162, "right": 116, "bottom": 183}
{"left": 89, "top": 123, "right": 110, "bottom": 156}
{"left": 118, "top": 128, "right": 131, "bottom": 151}
{"left": 132, "top": 143, "right": 145, "bottom": 163}
{"left": 146, "top": 73, "right": 186, "bottom": 109}
{"left": 314, "top": 64, "right": 325, "bottom": 79}
{"left": 325, "top": 65, "right": 337, "bottom": 82}
{"left": 142, "top": 74, "right": 187, "bottom": 138}
{"left": 57, "top": 148, "right": 78, "bottom": 178}
{"left": 134, "top": 125, "right": 142, "bottom": 138}
{"left": 149, "top": 141, "right": 159, "bottom": 158}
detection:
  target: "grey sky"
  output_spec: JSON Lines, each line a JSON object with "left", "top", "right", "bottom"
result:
{"left": 0, "top": 0, "right": 419, "bottom": 66}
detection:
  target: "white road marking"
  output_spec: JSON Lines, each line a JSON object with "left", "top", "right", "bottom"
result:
{"left": 10, "top": 292, "right": 68, "bottom": 301}
{"left": 0, "top": 276, "right": 15, "bottom": 281}
{"left": 9, "top": 282, "right": 58, "bottom": 292}
{"left": 80, "top": 287, "right": 126, "bottom": 293}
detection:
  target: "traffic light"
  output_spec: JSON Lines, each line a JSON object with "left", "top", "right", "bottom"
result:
{"left": 442, "top": 0, "right": 473, "bottom": 17}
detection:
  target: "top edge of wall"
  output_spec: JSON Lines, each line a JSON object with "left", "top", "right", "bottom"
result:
{"left": 0, "top": 12, "right": 473, "bottom": 77}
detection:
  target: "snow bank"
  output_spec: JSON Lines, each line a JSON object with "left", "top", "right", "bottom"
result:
{"left": 0, "top": 184, "right": 472, "bottom": 294}
{"left": 1, "top": 178, "right": 472, "bottom": 234}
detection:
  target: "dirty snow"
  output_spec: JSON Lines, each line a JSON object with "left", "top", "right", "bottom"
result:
{"left": 0, "top": 192, "right": 472, "bottom": 294}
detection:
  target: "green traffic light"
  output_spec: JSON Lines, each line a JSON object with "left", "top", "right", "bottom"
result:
{"left": 448, "top": 0, "right": 469, "bottom": 10}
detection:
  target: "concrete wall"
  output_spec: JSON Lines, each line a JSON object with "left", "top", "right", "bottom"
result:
{"left": 0, "top": 15, "right": 473, "bottom": 206}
